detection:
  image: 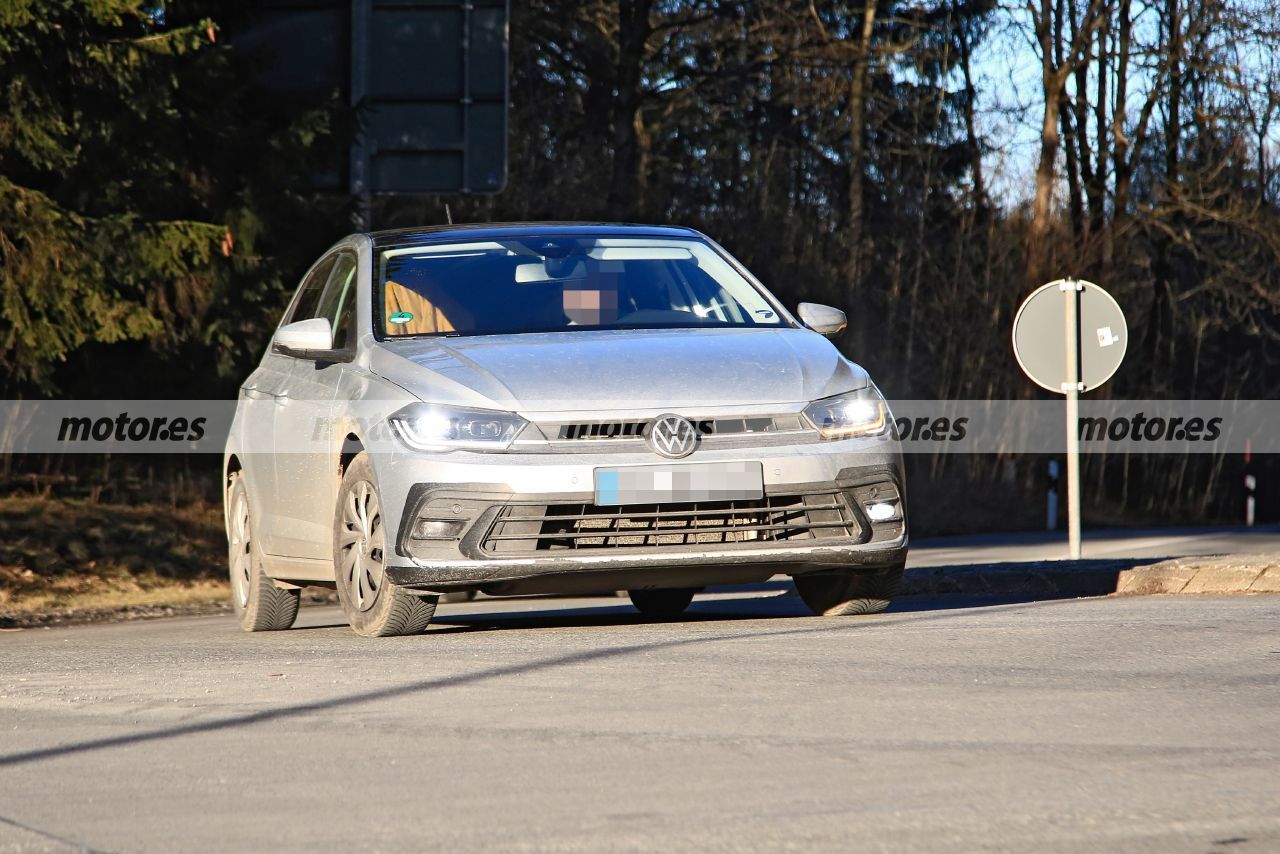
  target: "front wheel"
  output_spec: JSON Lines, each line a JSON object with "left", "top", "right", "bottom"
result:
{"left": 226, "top": 473, "right": 300, "bottom": 632}
{"left": 793, "top": 564, "right": 904, "bottom": 616}
{"left": 334, "top": 453, "right": 437, "bottom": 637}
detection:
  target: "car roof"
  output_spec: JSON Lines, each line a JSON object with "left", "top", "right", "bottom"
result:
{"left": 366, "top": 221, "right": 705, "bottom": 249}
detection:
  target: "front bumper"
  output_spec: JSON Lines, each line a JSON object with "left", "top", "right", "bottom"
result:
{"left": 373, "top": 437, "right": 907, "bottom": 594}
{"left": 384, "top": 536, "right": 908, "bottom": 595}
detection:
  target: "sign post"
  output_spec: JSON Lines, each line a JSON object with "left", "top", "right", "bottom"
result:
{"left": 1061, "top": 279, "right": 1083, "bottom": 558}
{"left": 231, "top": 0, "right": 510, "bottom": 228}
{"left": 1013, "top": 279, "right": 1127, "bottom": 560}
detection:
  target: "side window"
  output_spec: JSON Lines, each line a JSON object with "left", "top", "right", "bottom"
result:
{"left": 317, "top": 252, "right": 359, "bottom": 350}
{"left": 286, "top": 254, "right": 338, "bottom": 324}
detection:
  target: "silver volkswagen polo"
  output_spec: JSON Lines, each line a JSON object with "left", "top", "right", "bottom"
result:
{"left": 224, "top": 224, "right": 907, "bottom": 636}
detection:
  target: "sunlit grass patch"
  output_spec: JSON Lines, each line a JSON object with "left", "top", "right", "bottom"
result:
{"left": 0, "top": 495, "right": 227, "bottom": 618}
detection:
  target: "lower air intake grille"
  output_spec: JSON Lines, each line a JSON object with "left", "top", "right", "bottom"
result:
{"left": 479, "top": 492, "right": 859, "bottom": 554}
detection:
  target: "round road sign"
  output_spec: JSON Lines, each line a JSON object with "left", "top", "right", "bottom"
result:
{"left": 1012, "top": 279, "right": 1127, "bottom": 393}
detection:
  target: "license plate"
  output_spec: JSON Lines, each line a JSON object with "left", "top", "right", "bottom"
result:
{"left": 594, "top": 462, "right": 764, "bottom": 505}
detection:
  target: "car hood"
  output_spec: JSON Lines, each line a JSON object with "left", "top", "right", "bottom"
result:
{"left": 366, "top": 327, "right": 869, "bottom": 414}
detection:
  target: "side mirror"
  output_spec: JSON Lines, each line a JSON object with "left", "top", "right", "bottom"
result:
{"left": 273, "top": 317, "right": 333, "bottom": 357}
{"left": 797, "top": 302, "right": 848, "bottom": 337}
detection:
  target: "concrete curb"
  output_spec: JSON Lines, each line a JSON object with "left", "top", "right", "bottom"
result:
{"left": 901, "top": 553, "right": 1280, "bottom": 599}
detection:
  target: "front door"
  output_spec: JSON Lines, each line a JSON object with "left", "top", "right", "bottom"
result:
{"left": 253, "top": 252, "right": 338, "bottom": 557}
{"left": 236, "top": 351, "right": 293, "bottom": 555}
{"left": 271, "top": 250, "right": 359, "bottom": 561}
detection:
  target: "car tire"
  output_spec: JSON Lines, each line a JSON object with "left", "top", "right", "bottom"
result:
{"left": 227, "top": 473, "right": 300, "bottom": 632}
{"left": 793, "top": 564, "right": 904, "bottom": 616}
{"left": 628, "top": 587, "right": 697, "bottom": 617}
{"left": 333, "top": 453, "right": 437, "bottom": 637}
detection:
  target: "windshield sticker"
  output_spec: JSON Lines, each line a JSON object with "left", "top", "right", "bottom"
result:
{"left": 389, "top": 312, "right": 414, "bottom": 325}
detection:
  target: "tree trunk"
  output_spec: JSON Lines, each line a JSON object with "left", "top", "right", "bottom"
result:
{"left": 1029, "top": 0, "right": 1065, "bottom": 283}
{"left": 1089, "top": 11, "right": 1110, "bottom": 241}
{"left": 1112, "top": 0, "right": 1133, "bottom": 222}
{"left": 1056, "top": 0, "right": 1085, "bottom": 239}
{"left": 1060, "top": 100, "right": 1085, "bottom": 240}
{"left": 846, "top": 0, "right": 878, "bottom": 295}
{"left": 1069, "top": 0, "right": 1094, "bottom": 241}
{"left": 1164, "top": 0, "right": 1182, "bottom": 184}
{"left": 606, "top": 0, "right": 653, "bottom": 220}
{"left": 955, "top": 8, "right": 986, "bottom": 210}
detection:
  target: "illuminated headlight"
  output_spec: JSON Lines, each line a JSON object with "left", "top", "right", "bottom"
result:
{"left": 388, "top": 404, "right": 526, "bottom": 452}
{"left": 802, "top": 388, "right": 889, "bottom": 439}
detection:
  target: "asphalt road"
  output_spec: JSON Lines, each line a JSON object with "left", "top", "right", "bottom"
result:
{"left": 3, "top": 582, "right": 1279, "bottom": 851}
{"left": 908, "top": 524, "right": 1280, "bottom": 568}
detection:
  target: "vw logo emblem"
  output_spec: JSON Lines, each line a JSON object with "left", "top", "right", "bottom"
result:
{"left": 645, "top": 414, "right": 698, "bottom": 459}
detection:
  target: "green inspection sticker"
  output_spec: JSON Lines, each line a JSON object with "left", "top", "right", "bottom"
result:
{"left": 388, "top": 312, "right": 414, "bottom": 324}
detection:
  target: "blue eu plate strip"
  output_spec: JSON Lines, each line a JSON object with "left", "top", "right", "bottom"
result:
{"left": 595, "top": 470, "right": 620, "bottom": 505}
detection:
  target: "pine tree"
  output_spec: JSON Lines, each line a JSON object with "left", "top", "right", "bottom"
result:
{"left": 0, "top": 0, "right": 346, "bottom": 394}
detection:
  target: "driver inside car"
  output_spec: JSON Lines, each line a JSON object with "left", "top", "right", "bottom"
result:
{"left": 561, "top": 266, "right": 624, "bottom": 326}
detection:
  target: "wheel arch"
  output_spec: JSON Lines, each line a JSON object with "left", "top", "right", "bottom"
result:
{"left": 223, "top": 453, "right": 244, "bottom": 531}
{"left": 338, "top": 432, "right": 364, "bottom": 479}
{"left": 225, "top": 453, "right": 243, "bottom": 484}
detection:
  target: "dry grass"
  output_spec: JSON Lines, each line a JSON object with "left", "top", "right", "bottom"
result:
{"left": 0, "top": 577, "right": 230, "bottom": 615}
{"left": 0, "top": 495, "right": 228, "bottom": 619}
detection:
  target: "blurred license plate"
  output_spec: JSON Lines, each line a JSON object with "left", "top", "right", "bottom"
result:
{"left": 594, "top": 462, "right": 764, "bottom": 505}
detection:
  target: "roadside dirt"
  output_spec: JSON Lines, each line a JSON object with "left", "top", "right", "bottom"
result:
{"left": 0, "top": 495, "right": 228, "bottom": 627}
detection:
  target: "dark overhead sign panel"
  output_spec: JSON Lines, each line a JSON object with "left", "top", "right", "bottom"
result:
{"left": 234, "top": 0, "right": 509, "bottom": 195}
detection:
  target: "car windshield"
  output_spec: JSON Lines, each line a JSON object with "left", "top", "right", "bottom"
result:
{"left": 376, "top": 236, "right": 789, "bottom": 337}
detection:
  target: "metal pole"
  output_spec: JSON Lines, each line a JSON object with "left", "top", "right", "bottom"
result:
{"left": 1245, "top": 438, "right": 1256, "bottom": 527}
{"left": 1246, "top": 475, "right": 1257, "bottom": 527}
{"left": 1046, "top": 459, "right": 1059, "bottom": 530}
{"left": 1062, "top": 279, "right": 1083, "bottom": 560}
{"left": 1065, "top": 388, "right": 1081, "bottom": 558}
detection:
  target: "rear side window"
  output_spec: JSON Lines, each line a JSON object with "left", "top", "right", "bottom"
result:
{"left": 287, "top": 255, "right": 338, "bottom": 325}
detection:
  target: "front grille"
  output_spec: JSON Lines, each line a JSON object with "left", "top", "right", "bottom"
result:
{"left": 543, "top": 415, "right": 805, "bottom": 441}
{"left": 478, "top": 492, "right": 860, "bottom": 554}
{"left": 556, "top": 421, "right": 648, "bottom": 440}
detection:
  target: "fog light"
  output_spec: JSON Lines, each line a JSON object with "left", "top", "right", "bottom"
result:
{"left": 413, "top": 518, "right": 466, "bottom": 540}
{"left": 865, "top": 502, "right": 899, "bottom": 522}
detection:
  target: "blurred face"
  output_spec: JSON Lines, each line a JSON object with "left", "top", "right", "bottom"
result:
{"left": 563, "top": 280, "right": 619, "bottom": 325}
